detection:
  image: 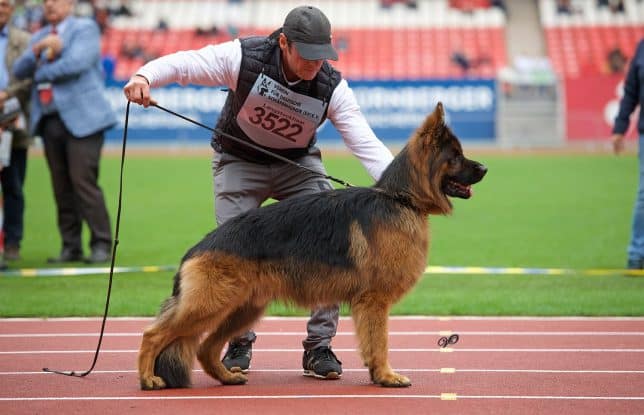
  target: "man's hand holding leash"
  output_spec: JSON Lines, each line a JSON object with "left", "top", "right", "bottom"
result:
{"left": 124, "top": 75, "right": 153, "bottom": 107}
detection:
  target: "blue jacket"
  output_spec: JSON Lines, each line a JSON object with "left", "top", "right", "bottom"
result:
{"left": 613, "top": 38, "right": 644, "bottom": 135}
{"left": 12, "top": 16, "right": 116, "bottom": 137}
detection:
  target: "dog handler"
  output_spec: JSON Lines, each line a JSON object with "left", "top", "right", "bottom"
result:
{"left": 124, "top": 5, "right": 393, "bottom": 380}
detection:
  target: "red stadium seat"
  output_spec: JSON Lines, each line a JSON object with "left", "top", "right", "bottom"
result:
{"left": 103, "top": 24, "right": 508, "bottom": 80}
{"left": 544, "top": 24, "right": 642, "bottom": 78}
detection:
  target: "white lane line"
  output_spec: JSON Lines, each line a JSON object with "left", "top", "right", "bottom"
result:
{"left": 2, "top": 331, "right": 644, "bottom": 338}
{"left": 0, "top": 395, "right": 643, "bottom": 402}
{"left": 2, "top": 348, "right": 644, "bottom": 355}
{"left": 3, "top": 368, "right": 644, "bottom": 376}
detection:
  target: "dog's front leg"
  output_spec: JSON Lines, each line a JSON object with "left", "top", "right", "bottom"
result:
{"left": 352, "top": 296, "right": 411, "bottom": 387}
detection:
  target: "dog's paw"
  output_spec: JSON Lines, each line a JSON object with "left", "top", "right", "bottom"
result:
{"left": 376, "top": 372, "right": 411, "bottom": 388}
{"left": 140, "top": 375, "right": 166, "bottom": 390}
{"left": 221, "top": 372, "right": 248, "bottom": 385}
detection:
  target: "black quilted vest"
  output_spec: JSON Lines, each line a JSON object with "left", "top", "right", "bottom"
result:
{"left": 211, "top": 30, "right": 342, "bottom": 163}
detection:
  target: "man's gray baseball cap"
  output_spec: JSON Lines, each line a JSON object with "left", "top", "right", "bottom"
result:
{"left": 282, "top": 5, "right": 338, "bottom": 61}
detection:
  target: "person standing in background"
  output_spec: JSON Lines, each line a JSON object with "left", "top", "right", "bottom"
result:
{"left": 0, "top": 0, "right": 32, "bottom": 263}
{"left": 611, "top": 38, "right": 644, "bottom": 269}
{"left": 13, "top": 0, "right": 116, "bottom": 264}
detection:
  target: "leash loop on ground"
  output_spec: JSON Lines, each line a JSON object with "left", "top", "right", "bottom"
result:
{"left": 42, "top": 101, "right": 131, "bottom": 377}
{"left": 438, "top": 333, "right": 460, "bottom": 348}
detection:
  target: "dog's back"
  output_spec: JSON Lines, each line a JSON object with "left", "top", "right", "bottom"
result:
{"left": 187, "top": 187, "right": 412, "bottom": 265}
{"left": 180, "top": 186, "right": 429, "bottom": 306}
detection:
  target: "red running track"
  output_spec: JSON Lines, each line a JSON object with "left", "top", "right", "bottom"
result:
{"left": 1, "top": 316, "right": 644, "bottom": 415}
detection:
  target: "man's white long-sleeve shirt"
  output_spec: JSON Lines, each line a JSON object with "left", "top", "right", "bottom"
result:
{"left": 137, "top": 39, "right": 394, "bottom": 181}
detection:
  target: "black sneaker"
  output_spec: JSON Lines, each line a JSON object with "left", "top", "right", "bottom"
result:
{"left": 302, "top": 346, "right": 342, "bottom": 380}
{"left": 222, "top": 342, "right": 252, "bottom": 373}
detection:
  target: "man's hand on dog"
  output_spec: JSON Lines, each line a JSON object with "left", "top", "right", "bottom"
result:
{"left": 123, "top": 74, "right": 154, "bottom": 107}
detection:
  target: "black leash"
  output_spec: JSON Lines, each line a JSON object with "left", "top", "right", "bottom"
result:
{"left": 151, "top": 102, "right": 353, "bottom": 188}
{"left": 38, "top": 98, "right": 464, "bottom": 377}
{"left": 41, "top": 99, "right": 354, "bottom": 378}
{"left": 42, "top": 101, "right": 132, "bottom": 377}
{"left": 38, "top": 100, "right": 459, "bottom": 376}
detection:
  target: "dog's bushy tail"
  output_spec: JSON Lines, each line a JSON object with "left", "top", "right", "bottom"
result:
{"left": 153, "top": 297, "right": 199, "bottom": 388}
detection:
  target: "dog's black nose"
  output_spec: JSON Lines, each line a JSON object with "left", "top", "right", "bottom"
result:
{"left": 475, "top": 162, "right": 487, "bottom": 180}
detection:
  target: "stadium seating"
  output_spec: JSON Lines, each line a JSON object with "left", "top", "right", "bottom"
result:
{"left": 100, "top": 0, "right": 507, "bottom": 80}
{"left": 539, "top": 0, "right": 644, "bottom": 77}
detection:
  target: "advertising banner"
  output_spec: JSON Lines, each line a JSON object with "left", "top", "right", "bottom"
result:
{"left": 565, "top": 74, "right": 638, "bottom": 140}
{"left": 104, "top": 79, "right": 497, "bottom": 146}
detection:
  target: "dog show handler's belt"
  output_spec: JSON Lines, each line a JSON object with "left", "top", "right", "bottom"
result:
{"left": 236, "top": 73, "right": 327, "bottom": 150}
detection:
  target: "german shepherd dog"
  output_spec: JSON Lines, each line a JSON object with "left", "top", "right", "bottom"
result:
{"left": 138, "top": 102, "right": 487, "bottom": 390}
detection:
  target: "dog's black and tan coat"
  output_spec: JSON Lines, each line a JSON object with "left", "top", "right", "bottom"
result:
{"left": 138, "top": 102, "right": 487, "bottom": 390}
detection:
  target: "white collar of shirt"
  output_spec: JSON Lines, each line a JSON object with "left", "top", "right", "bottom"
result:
{"left": 280, "top": 65, "right": 302, "bottom": 87}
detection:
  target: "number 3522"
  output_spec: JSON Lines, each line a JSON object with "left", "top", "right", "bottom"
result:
{"left": 248, "top": 106, "right": 304, "bottom": 142}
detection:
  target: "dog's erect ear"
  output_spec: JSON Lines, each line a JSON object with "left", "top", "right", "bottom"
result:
{"left": 425, "top": 102, "right": 446, "bottom": 132}
{"left": 416, "top": 102, "right": 446, "bottom": 148}
{"left": 418, "top": 102, "right": 445, "bottom": 138}
{"left": 431, "top": 102, "right": 445, "bottom": 126}
{"left": 413, "top": 102, "right": 448, "bottom": 152}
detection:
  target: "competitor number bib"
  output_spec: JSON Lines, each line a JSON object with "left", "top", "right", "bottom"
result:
{"left": 236, "top": 73, "right": 327, "bottom": 149}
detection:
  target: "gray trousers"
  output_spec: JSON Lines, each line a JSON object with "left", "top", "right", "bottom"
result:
{"left": 213, "top": 149, "right": 339, "bottom": 351}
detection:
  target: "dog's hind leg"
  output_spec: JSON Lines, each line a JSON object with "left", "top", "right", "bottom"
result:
{"left": 153, "top": 334, "right": 200, "bottom": 389}
{"left": 139, "top": 273, "right": 226, "bottom": 389}
{"left": 197, "top": 302, "right": 265, "bottom": 385}
{"left": 352, "top": 295, "right": 411, "bottom": 387}
{"left": 138, "top": 318, "right": 182, "bottom": 390}
{"left": 140, "top": 297, "right": 238, "bottom": 390}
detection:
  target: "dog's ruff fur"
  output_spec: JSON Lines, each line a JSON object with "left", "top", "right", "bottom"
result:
{"left": 138, "top": 102, "right": 487, "bottom": 390}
